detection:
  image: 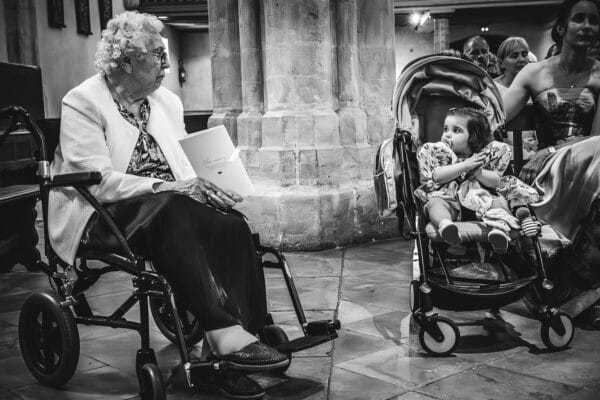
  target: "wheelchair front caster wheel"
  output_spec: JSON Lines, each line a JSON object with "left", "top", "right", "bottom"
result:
{"left": 259, "top": 325, "right": 292, "bottom": 374}
{"left": 139, "top": 363, "right": 166, "bottom": 400}
{"left": 18, "top": 290, "right": 80, "bottom": 387}
{"left": 541, "top": 311, "right": 574, "bottom": 351}
{"left": 419, "top": 317, "right": 460, "bottom": 356}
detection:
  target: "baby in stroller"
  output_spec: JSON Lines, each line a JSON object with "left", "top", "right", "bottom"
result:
{"left": 415, "top": 107, "right": 540, "bottom": 254}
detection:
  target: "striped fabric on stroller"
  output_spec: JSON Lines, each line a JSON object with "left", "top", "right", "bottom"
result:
{"left": 389, "top": 55, "right": 574, "bottom": 356}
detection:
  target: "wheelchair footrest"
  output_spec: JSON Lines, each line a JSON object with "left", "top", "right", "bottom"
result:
{"left": 275, "top": 333, "right": 337, "bottom": 354}
{"left": 305, "top": 319, "right": 341, "bottom": 335}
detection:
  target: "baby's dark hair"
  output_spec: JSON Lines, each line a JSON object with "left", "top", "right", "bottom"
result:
{"left": 446, "top": 107, "right": 492, "bottom": 153}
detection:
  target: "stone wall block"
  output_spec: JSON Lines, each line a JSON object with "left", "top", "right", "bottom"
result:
{"left": 292, "top": 45, "right": 323, "bottom": 77}
{"left": 262, "top": 111, "right": 292, "bottom": 146}
{"left": 237, "top": 111, "right": 262, "bottom": 147}
{"left": 319, "top": 189, "right": 355, "bottom": 245}
{"left": 315, "top": 147, "right": 346, "bottom": 185}
{"left": 265, "top": 75, "right": 293, "bottom": 109}
{"left": 313, "top": 111, "right": 340, "bottom": 145}
{"left": 338, "top": 108, "right": 367, "bottom": 145}
{"left": 298, "top": 148, "right": 318, "bottom": 185}
{"left": 366, "top": 111, "right": 394, "bottom": 145}
{"left": 238, "top": 192, "right": 282, "bottom": 245}
{"left": 294, "top": 76, "right": 329, "bottom": 106}
{"left": 279, "top": 192, "right": 322, "bottom": 248}
{"left": 257, "top": 147, "right": 296, "bottom": 185}
{"left": 212, "top": 83, "right": 243, "bottom": 110}
{"left": 208, "top": 110, "right": 240, "bottom": 145}
{"left": 241, "top": 81, "right": 264, "bottom": 111}
{"left": 295, "top": 114, "right": 315, "bottom": 146}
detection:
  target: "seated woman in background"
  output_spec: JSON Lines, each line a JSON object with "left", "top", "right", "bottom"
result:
{"left": 503, "top": 0, "right": 600, "bottom": 328}
{"left": 494, "top": 36, "right": 538, "bottom": 160}
{"left": 49, "top": 11, "right": 287, "bottom": 398}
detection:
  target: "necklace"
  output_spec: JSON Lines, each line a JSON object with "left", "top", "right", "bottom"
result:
{"left": 558, "top": 61, "right": 590, "bottom": 88}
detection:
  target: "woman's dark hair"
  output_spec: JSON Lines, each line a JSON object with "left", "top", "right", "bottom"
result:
{"left": 551, "top": 0, "right": 600, "bottom": 46}
{"left": 446, "top": 107, "right": 492, "bottom": 153}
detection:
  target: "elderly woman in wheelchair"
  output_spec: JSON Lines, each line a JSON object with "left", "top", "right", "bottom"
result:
{"left": 4, "top": 11, "right": 338, "bottom": 400}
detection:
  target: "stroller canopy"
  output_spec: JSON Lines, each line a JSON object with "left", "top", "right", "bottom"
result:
{"left": 392, "top": 55, "right": 505, "bottom": 146}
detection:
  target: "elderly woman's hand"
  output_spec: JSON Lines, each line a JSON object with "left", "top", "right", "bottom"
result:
{"left": 156, "top": 178, "right": 242, "bottom": 211}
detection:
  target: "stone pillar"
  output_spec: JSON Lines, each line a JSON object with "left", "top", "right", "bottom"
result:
{"left": 237, "top": 0, "right": 263, "bottom": 173}
{"left": 229, "top": 0, "right": 398, "bottom": 250}
{"left": 258, "top": 0, "right": 343, "bottom": 187}
{"left": 433, "top": 15, "right": 450, "bottom": 53}
{"left": 336, "top": 0, "right": 371, "bottom": 180}
{"left": 207, "top": 0, "right": 242, "bottom": 144}
{"left": 357, "top": 0, "right": 395, "bottom": 147}
{"left": 3, "top": 0, "right": 39, "bottom": 66}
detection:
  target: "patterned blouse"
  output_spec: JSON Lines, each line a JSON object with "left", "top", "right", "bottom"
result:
{"left": 115, "top": 99, "right": 175, "bottom": 182}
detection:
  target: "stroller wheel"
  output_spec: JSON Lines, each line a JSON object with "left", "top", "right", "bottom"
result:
{"left": 409, "top": 280, "right": 420, "bottom": 312}
{"left": 541, "top": 312, "right": 574, "bottom": 351}
{"left": 18, "top": 290, "right": 80, "bottom": 387}
{"left": 138, "top": 363, "right": 166, "bottom": 400}
{"left": 419, "top": 317, "right": 459, "bottom": 356}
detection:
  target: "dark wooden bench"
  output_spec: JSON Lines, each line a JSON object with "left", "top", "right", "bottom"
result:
{"left": 505, "top": 104, "right": 535, "bottom": 175}
{"left": 0, "top": 62, "right": 47, "bottom": 272}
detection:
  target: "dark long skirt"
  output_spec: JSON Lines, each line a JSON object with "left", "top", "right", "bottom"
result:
{"left": 80, "top": 191, "right": 267, "bottom": 334}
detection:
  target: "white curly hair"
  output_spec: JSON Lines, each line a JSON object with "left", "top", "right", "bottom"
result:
{"left": 95, "top": 11, "right": 164, "bottom": 76}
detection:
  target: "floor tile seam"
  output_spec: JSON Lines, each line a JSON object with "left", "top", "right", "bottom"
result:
{"left": 79, "top": 351, "right": 112, "bottom": 367}
{"left": 341, "top": 326, "right": 402, "bottom": 342}
{"left": 334, "top": 364, "right": 413, "bottom": 393}
{"left": 326, "top": 247, "right": 346, "bottom": 400}
{"left": 481, "top": 363, "right": 587, "bottom": 390}
{"left": 1, "top": 388, "right": 25, "bottom": 400}
{"left": 409, "top": 389, "right": 445, "bottom": 399}
{"left": 405, "top": 362, "right": 484, "bottom": 392}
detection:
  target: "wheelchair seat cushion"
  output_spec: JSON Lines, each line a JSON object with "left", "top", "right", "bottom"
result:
{"left": 425, "top": 221, "right": 521, "bottom": 243}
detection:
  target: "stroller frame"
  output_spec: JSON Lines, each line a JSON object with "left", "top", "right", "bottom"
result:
{"left": 1, "top": 106, "right": 340, "bottom": 399}
{"left": 394, "top": 126, "right": 575, "bottom": 356}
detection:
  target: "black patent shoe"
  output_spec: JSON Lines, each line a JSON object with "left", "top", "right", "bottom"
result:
{"left": 209, "top": 341, "right": 290, "bottom": 372}
{"left": 195, "top": 370, "right": 265, "bottom": 399}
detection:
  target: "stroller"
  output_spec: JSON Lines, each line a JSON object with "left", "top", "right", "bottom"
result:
{"left": 386, "top": 55, "right": 574, "bottom": 356}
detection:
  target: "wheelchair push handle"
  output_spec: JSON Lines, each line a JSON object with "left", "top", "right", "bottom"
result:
{"left": 0, "top": 105, "right": 49, "bottom": 162}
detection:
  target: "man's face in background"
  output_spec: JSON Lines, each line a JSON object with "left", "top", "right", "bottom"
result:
{"left": 464, "top": 37, "right": 490, "bottom": 69}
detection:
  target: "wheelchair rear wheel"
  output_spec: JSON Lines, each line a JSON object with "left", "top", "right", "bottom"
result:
{"left": 139, "top": 363, "right": 166, "bottom": 400}
{"left": 149, "top": 297, "right": 203, "bottom": 346}
{"left": 18, "top": 290, "right": 80, "bottom": 387}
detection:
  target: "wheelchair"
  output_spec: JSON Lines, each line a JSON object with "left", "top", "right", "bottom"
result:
{"left": 1, "top": 105, "right": 340, "bottom": 399}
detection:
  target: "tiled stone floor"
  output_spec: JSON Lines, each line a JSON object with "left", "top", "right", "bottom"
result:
{"left": 1, "top": 237, "right": 599, "bottom": 399}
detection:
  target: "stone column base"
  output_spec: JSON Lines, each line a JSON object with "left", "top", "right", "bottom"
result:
{"left": 236, "top": 179, "right": 399, "bottom": 250}
{"left": 208, "top": 110, "right": 241, "bottom": 145}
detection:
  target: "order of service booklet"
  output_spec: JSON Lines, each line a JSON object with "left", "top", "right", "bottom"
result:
{"left": 178, "top": 125, "right": 255, "bottom": 197}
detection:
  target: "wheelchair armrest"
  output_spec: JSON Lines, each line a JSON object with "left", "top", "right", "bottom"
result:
{"left": 71, "top": 185, "right": 138, "bottom": 266}
{"left": 52, "top": 172, "right": 102, "bottom": 187}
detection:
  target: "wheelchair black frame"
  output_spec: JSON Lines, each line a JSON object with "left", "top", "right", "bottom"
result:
{"left": 1, "top": 105, "right": 339, "bottom": 390}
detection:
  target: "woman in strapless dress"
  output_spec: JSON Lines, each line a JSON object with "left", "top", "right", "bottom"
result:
{"left": 503, "top": 0, "right": 600, "bottom": 328}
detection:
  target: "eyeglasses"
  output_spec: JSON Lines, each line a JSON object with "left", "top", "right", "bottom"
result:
{"left": 145, "top": 49, "right": 168, "bottom": 65}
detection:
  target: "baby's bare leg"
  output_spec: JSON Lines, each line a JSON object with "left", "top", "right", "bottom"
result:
{"left": 425, "top": 197, "right": 456, "bottom": 228}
